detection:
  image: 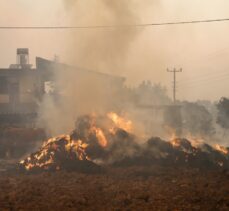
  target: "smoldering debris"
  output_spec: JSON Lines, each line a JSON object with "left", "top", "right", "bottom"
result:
{"left": 19, "top": 113, "right": 229, "bottom": 173}
{"left": 115, "top": 137, "right": 229, "bottom": 169}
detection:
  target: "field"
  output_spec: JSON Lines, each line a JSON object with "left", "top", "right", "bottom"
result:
{"left": 0, "top": 165, "right": 228, "bottom": 211}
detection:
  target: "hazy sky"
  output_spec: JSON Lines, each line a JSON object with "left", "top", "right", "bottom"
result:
{"left": 0, "top": 0, "right": 229, "bottom": 101}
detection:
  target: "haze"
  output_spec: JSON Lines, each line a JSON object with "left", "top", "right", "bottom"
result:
{"left": 0, "top": 0, "right": 229, "bottom": 101}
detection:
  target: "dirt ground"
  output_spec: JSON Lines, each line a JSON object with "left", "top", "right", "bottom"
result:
{"left": 0, "top": 127, "right": 45, "bottom": 159}
{"left": 0, "top": 165, "right": 228, "bottom": 211}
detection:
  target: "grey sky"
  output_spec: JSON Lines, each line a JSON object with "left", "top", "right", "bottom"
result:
{"left": 0, "top": 0, "right": 229, "bottom": 101}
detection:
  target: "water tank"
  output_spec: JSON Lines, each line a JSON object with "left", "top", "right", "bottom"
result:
{"left": 17, "top": 48, "right": 29, "bottom": 66}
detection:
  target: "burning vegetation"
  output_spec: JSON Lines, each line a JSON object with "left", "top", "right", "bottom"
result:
{"left": 19, "top": 112, "right": 229, "bottom": 173}
{"left": 19, "top": 113, "right": 135, "bottom": 172}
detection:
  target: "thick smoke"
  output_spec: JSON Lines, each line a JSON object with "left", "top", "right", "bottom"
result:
{"left": 37, "top": 1, "right": 229, "bottom": 145}
{"left": 61, "top": 0, "right": 168, "bottom": 85}
{"left": 181, "top": 101, "right": 215, "bottom": 136}
{"left": 37, "top": 0, "right": 147, "bottom": 135}
{"left": 63, "top": 0, "right": 142, "bottom": 74}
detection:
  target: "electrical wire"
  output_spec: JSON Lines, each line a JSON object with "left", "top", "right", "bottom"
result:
{"left": 178, "top": 71, "right": 229, "bottom": 85}
{"left": 1, "top": 18, "right": 229, "bottom": 29}
{"left": 178, "top": 74, "right": 229, "bottom": 88}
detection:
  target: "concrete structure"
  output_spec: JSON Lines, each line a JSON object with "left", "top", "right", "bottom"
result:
{"left": 0, "top": 49, "right": 42, "bottom": 125}
{"left": 0, "top": 49, "right": 125, "bottom": 125}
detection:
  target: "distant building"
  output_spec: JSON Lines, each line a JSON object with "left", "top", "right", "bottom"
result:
{"left": 0, "top": 49, "right": 125, "bottom": 125}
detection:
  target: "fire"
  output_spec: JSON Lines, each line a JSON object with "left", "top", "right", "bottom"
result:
{"left": 19, "top": 135, "right": 91, "bottom": 171}
{"left": 20, "top": 155, "right": 54, "bottom": 171}
{"left": 170, "top": 133, "right": 229, "bottom": 159}
{"left": 20, "top": 112, "right": 229, "bottom": 172}
{"left": 20, "top": 112, "right": 133, "bottom": 171}
{"left": 215, "top": 144, "right": 229, "bottom": 155}
{"left": 170, "top": 138, "right": 180, "bottom": 147}
{"left": 65, "top": 139, "right": 89, "bottom": 161}
{"left": 187, "top": 137, "right": 204, "bottom": 148}
{"left": 92, "top": 127, "right": 108, "bottom": 148}
{"left": 107, "top": 112, "right": 132, "bottom": 133}
{"left": 169, "top": 131, "right": 179, "bottom": 147}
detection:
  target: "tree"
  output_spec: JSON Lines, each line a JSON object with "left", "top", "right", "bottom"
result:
{"left": 181, "top": 101, "right": 215, "bottom": 136}
{"left": 217, "top": 97, "right": 229, "bottom": 130}
{"left": 135, "top": 81, "right": 171, "bottom": 105}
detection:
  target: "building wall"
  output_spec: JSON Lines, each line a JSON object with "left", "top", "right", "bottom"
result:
{"left": 0, "top": 68, "right": 43, "bottom": 115}
{"left": 0, "top": 95, "right": 9, "bottom": 103}
{"left": 0, "top": 76, "right": 9, "bottom": 104}
{"left": 19, "top": 74, "right": 36, "bottom": 103}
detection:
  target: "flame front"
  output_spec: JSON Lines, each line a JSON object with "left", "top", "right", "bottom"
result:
{"left": 215, "top": 144, "right": 229, "bottom": 155}
{"left": 107, "top": 112, "right": 132, "bottom": 133}
{"left": 20, "top": 112, "right": 133, "bottom": 171}
{"left": 20, "top": 113, "right": 229, "bottom": 172}
{"left": 92, "top": 127, "right": 108, "bottom": 148}
{"left": 20, "top": 135, "right": 91, "bottom": 171}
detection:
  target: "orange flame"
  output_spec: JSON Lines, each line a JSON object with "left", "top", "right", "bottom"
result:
{"left": 215, "top": 144, "right": 228, "bottom": 155}
{"left": 92, "top": 127, "right": 108, "bottom": 148}
{"left": 170, "top": 138, "right": 180, "bottom": 147}
{"left": 20, "top": 112, "right": 135, "bottom": 171}
{"left": 107, "top": 112, "right": 132, "bottom": 133}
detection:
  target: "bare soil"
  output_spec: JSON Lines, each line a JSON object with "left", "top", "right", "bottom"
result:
{"left": 0, "top": 165, "right": 228, "bottom": 211}
{"left": 0, "top": 127, "right": 46, "bottom": 159}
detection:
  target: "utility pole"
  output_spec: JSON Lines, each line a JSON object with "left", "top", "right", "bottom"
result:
{"left": 167, "top": 68, "right": 182, "bottom": 103}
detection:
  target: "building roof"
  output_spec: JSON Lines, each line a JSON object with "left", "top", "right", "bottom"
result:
{"left": 0, "top": 56, "right": 126, "bottom": 83}
{"left": 36, "top": 57, "right": 126, "bottom": 82}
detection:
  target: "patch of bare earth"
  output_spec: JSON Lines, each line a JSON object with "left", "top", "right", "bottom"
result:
{"left": 0, "top": 166, "right": 228, "bottom": 211}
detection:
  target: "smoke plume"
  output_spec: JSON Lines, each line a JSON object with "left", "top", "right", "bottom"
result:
{"left": 63, "top": 0, "right": 142, "bottom": 74}
{"left": 37, "top": 0, "right": 148, "bottom": 135}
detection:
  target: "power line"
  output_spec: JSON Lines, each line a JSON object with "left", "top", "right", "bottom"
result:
{"left": 179, "top": 47, "right": 229, "bottom": 67}
{"left": 1, "top": 18, "right": 229, "bottom": 29}
{"left": 178, "top": 71, "right": 229, "bottom": 85}
{"left": 178, "top": 74, "right": 229, "bottom": 88}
